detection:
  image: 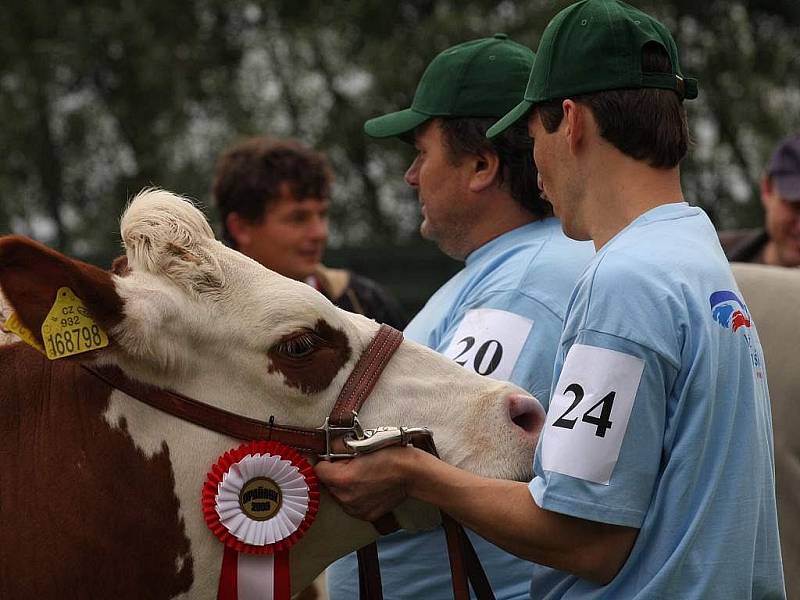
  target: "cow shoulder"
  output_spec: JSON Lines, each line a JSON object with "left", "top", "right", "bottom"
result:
{"left": 0, "top": 342, "right": 194, "bottom": 598}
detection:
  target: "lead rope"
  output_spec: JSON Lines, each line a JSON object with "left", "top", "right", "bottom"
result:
{"left": 356, "top": 430, "right": 496, "bottom": 600}
{"left": 357, "top": 544, "right": 383, "bottom": 600}
{"left": 355, "top": 512, "right": 495, "bottom": 600}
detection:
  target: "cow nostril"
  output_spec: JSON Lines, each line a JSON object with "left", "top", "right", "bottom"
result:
{"left": 507, "top": 394, "right": 545, "bottom": 435}
{"left": 512, "top": 411, "right": 537, "bottom": 432}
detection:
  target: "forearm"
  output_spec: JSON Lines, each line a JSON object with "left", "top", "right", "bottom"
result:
{"left": 402, "top": 448, "right": 637, "bottom": 584}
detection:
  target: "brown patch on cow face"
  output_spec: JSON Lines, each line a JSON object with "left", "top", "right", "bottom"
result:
{"left": 267, "top": 319, "right": 352, "bottom": 394}
{"left": 0, "top": 236, "right": 124, "bottom": 346}
{"left": 0, "top": 343, "right": 193, "bottom": 599}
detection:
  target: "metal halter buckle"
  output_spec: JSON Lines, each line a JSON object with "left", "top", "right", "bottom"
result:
{"left": 317, "top": 412, "right": 365, "bottom": 460}
{"left": 317, "top": 411, "right": 431, "bottom": 460}
{"left": 343, "top": 425, "right": 432, "bottom": 454}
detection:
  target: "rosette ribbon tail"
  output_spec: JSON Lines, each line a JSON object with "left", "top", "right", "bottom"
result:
{"left": 218, "top": 546, "right": 291, "bottom": 600}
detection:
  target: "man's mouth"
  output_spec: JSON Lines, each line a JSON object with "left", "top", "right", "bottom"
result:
{"left": 298, "top": 248, "right": 323, "bottom": 260}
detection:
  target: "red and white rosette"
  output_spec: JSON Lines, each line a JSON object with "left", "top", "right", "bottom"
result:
{"left": 203, "top": 441, "right": 319, "bottom": 600}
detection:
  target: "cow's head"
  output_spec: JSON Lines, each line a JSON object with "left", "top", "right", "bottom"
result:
{"left": 0, "top": 189, "right": 544, "bottom": 592}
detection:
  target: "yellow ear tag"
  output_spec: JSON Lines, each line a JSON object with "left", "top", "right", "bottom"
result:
{"left": 4, "top": 311, "right": 46, "bottom": 355}
{"left": 41, "top": 287, "right": 109, "bottom": 360}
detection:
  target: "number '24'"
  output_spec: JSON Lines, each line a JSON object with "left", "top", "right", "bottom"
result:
{"left": 552, "top": 383, "right": 615, "bottom": 438}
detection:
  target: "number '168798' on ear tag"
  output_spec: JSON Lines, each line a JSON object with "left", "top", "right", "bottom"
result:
{"left": 41, "top": 287, "right": 109, "bottom": 360}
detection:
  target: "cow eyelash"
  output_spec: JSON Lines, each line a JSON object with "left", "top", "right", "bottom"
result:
{"left": 274, "top": 332, "right": 320, "bottom": 358}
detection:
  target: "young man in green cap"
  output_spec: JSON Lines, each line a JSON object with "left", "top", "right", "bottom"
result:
{"left": 326, "top": 34, "right": 593, "bottom": 599}
{"left": 318, "top": 1, "right": 785, "bottom": 598}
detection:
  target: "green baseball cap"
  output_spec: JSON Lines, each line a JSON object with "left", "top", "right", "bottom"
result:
{"left": 487, "top": 0, "right": 698, "bottom": 139}
{"left": 364, "top": 33, "right": 534, "bottom": 140}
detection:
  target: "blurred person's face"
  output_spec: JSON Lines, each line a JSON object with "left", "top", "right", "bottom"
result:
{"left": 761, "top": 176, "right": 800, "bottom": 267}
{"left": 227, "top": 184, "right": 329, "bottom": 280}
{"left": 404, "top": 120, "right": 479, "bottom": 259}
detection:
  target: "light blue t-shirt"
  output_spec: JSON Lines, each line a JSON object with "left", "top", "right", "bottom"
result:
{"left": 328, "top": 219, "right": 595, "bottom": 600}
{"left": 530, "top": 203, "right": 785, "bottom": 599}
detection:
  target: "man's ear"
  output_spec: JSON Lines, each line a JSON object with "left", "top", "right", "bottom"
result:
{"left": 468, "top": 149, "right": 501, "bottom": 193}
{"left": 562, "top": 99, "right": 587, "bottom": 157}
{"left": 225, "top": 212, "right": 252, "bottom": 248}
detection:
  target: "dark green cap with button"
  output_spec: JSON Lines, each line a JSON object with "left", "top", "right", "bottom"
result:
{"left": 364, "top": 34, "right": 535, "bottom": 140}
{"left": 487, "top": 0, "right": 699, "bottom": 139}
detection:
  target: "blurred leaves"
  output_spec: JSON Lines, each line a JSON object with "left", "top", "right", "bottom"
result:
{"left": 0, "top": 0, "right": 798, "bottom": 264}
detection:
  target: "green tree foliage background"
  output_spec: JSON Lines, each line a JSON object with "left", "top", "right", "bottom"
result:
{"left": 1, "top": 0, "right": 799, "bottom": 266}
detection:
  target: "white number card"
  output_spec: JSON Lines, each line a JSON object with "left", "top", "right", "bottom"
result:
{"left": 540, "top": 344, "right": 644, "bottom": 485}
{"left": 443, "top": 308, "right": 533, "bottom": 381}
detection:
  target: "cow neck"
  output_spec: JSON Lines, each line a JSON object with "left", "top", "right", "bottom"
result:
{"left": 82, "top": 323, "right": 404, "bottom": 456}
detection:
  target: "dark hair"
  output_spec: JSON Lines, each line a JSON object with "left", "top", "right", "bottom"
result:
{"left": 537, "top": 42, "right": 689, "bottom": 168}
{"left": 438, "top": 118, "right": 552, "bottom": 219}
{"left": 212, "top": 137, "right": 332, "bottom": 246}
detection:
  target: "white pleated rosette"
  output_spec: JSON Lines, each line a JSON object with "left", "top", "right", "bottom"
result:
{"left": 215, "top": 453, "right": 310, "bottom": 546}
{"left": 203, "top": 441, "right": 319, "bottom": 555}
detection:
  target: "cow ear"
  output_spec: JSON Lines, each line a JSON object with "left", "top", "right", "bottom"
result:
{"left": 0, "top": 235, "right": 123, "bottom": 348}
{"left": 120, "top": 188, "right": 223, "bottom": 293}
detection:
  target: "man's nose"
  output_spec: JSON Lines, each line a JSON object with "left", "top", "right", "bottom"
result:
{"left": 309, "top": 216, "right": 328, "bottom": 241}
{"left": 404, "top": 158, "right": 420, "bottom": 187}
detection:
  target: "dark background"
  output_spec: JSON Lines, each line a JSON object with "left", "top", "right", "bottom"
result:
{"left": 2, "top": 0, "right": 798, "bottom": 314}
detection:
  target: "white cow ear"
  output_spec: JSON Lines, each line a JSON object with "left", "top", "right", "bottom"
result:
{"left": 120, "top": 188, "right": 223, "bottom": 293}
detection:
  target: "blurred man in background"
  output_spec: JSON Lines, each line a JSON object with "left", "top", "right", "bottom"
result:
{"left": 327, "top": 33, "right": 594, "bottom": 600}
{"left": 719, "top": 133, "right": 800, "bottom": 267}
{"left": 212, "top": 137, "right": 407, "bottom": 329}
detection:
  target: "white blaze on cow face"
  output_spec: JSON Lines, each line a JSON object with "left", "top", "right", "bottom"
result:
{"left": 2, "top": 188, "right": 544, "bottom": 595}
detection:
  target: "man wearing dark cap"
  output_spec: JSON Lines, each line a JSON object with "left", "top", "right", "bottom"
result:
{"left": 318, "top": 1, "right": 785, "bottom": 598}
{"left": 720, "top": 133, "right": 800, "bottom": 267}
{"left": 326, "top": 34, "right": 593, "bottom": 600}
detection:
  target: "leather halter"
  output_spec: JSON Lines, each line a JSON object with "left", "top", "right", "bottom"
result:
{"left": 82, "top": 323, "right": 494, "bottom": 600}
{"left": 85, "top": 324, "right": 404, "bottom": 457}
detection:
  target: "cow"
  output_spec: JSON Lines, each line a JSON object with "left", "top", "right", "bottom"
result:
{"left": 732, "top": 263, "right": 800, "bottom": 600}
{"left": 0, "top": 189, "right": 544, "bottom": 599}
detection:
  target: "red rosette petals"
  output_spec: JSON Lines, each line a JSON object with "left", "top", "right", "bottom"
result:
{"left": 202, "top": 440, "right": 319, "bottom": 555}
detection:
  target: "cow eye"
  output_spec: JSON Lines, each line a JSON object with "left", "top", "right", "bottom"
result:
{"left": 274, "top": 332, "right": 320, "bottom": 359}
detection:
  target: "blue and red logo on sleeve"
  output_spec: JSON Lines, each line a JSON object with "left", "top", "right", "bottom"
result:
{"left": 710, "top": 290, "right": 752, "bottom": 332}
{"left": 710, "top": 289, "right": 765, "bottom": 376}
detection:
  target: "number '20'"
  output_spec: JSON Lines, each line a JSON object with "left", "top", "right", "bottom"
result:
{"left": 452, "top": 336, "right": 504, "bottom": 376}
